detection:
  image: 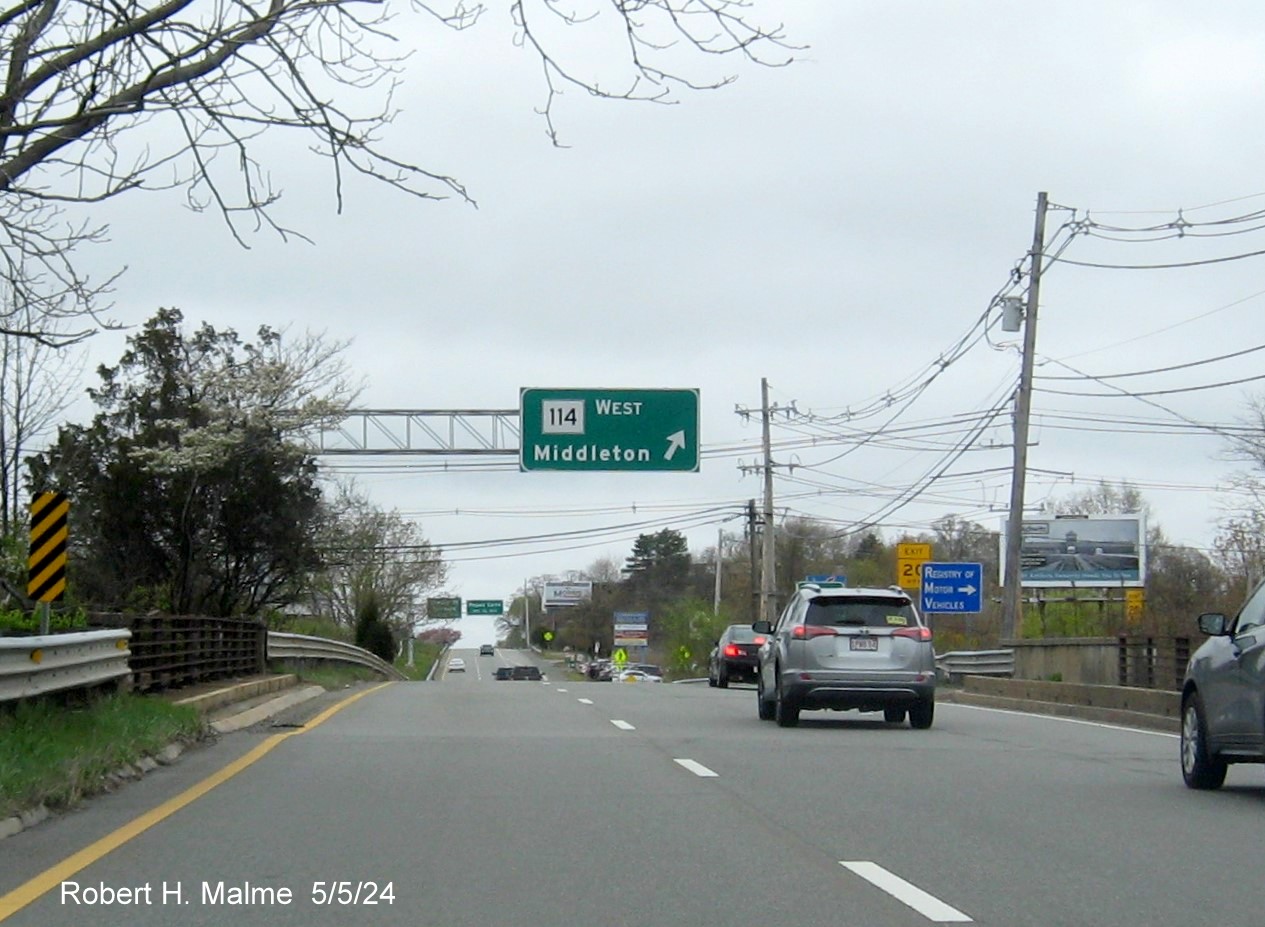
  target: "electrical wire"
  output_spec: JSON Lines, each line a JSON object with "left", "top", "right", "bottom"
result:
{"left": 1035, "top": 342, "right": 1265, "bottom": 381}
{"left": 1036, "top": 371, "right": 1265, "bottom": 399}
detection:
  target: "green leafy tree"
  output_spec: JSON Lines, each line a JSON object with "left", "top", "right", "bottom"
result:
{"left": 775, "top": 516, "right": 854, "bottom": 592}
{"left": 354, "top": 592, "right": 395, "bottom": 664}
{"left": 27, "top": 308, "right": 357, "bottom": 615}
{"left": 623, "top": 529, "right": 691, "bottom": 594}
{"left": 655, "top": 597, "right": 731, "bottom": 676}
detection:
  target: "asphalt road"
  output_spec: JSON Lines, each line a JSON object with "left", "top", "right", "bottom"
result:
{"left": 2, "top": 647, "right": 1263, "bottom": 926}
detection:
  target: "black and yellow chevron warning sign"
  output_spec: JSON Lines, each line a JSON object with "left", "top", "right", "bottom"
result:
{"left": 28, "top": 492, "right": 68, "bottom": 602}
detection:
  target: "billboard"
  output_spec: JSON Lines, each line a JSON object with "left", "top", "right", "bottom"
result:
{"left": 542, "top": 581, "right": 593, "bottom": 608}
{"left": 1000, "top": 514, "right": 1145, "bottom": 587}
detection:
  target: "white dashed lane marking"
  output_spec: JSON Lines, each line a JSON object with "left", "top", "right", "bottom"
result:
{"left": 673, "top": 758, "right": 718, "bottom": 778}
{"left": 840, "top": 861, "right": 972, "bottom": 923}
{"left": 577, "top": 698, "right": 594, "bottom": 705}
{"left": 610, "top": 720, "right": 635, "bottom": 731}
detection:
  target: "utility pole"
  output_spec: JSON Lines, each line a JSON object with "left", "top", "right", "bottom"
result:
{"left": 760, "top": 377, "right": 777, "bottom": 624}
{"left": 736, "top": 382, "right": 795, "bottom": 625}
{"left": 713, "top": 528, "right": 723, "bottom": 614}
{"left": 1002, "top": 191, "right": 1049, "bottom": 640}
{"left": 747, "top": 499, "right": 758, "bottom": 623}
{"left": 523, "top": 578, "right": 531, "bottom": 649}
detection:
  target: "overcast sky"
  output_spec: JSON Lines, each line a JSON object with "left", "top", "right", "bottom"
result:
{"left": 64, "top": 1, "right": 1265, "bottom": 630}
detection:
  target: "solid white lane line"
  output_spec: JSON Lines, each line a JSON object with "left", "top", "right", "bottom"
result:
{"left": 840, "top": 862, "right": 972, "bottom": 923}
{"left": 610, "top": 720, "right": 635, "bottom": 731}
{"left": 578, "top": 698, "right": 594, "bottom": 705}
{"left": 673, "top": 758, "right": 718, "bottom": 778}
{"left": 946, "top": 702, "right": 1177, "bottom": 738}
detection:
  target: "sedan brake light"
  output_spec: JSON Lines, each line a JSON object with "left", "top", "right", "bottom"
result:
{"left": 893, "top": 626, "right": 932, "bottom": 642}
{"left": 792, "top": 625, "right": 836, "bottom": 640}
{"left": 723, "top": 644, "right": 741, "bottom": 657}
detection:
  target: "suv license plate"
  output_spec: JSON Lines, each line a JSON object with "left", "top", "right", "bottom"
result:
{"left": 849, "top": 637, "right": 878, "bottom": 652}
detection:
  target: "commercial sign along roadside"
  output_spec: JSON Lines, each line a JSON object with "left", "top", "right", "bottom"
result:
{"left": 999, "top": 514, "right": 1145, "bottom": 587}
{"left": 542, "top": 581, "right": 593, "bottom": 608}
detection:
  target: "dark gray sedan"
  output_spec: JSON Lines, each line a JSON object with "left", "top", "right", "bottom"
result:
{"left": 1180, "top": 576, "right": 1265, "bottom": 789}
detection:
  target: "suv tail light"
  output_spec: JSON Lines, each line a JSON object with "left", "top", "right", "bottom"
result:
{"left": 792, "top": 625, "right": 837, "bottom": 640}
{"left": 893, "top": 627, "right": 932, "bottom": 642}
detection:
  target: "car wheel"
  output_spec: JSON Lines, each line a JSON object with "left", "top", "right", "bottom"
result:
{"left": 757, "top": 678, "right": 776, "bottom": 720}
{"left": 1180, "top": 692, "right": 1227, "bottom": 790}
{"left": 774, "top": 673, "right": 799, "bottom": 728}
{"left": 908, "top": 698, "right": 934, "bottom": 730}
{"left": 717, "top": 666, "right": 729, "bottom": 689}
{"left": 708, "top": 665, "right": 717, "bottom": 687}
{"left": 883, "top": 707, "right": 906, "bottom": 724}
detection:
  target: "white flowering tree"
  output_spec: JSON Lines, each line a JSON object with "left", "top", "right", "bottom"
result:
{"left": 27, "top": 307, "right": 361, "bottom": 614}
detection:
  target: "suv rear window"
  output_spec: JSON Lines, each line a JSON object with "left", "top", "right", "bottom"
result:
{"left": 807, "top": 597, "right": 919, "bottom": 628}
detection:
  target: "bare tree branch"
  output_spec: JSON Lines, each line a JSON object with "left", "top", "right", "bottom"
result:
{"left": 0, "top": 0, "right": 794, "bottom": 340}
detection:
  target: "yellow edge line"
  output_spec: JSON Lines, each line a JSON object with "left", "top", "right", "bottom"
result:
{"left": 0, "top": 682, "right": 392, "bottom": 922}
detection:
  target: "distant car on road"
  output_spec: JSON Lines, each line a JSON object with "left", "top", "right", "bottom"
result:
{"left": 494, "top": 666, "right": 514, "bottom": 680}
{"left": 708, "top": 624, "right": 765, "bottom": 687}
{"left": 448, "top": 657, "right": 466, "bottom": 673}
{"left": 510, "top": 665, "right": 543, "bottom": 681}
{"left": 616, "top": 669, "right": 661, "bottom": 683}
{"left": 1180, "top": 576, "right": 1265, "bottom": 789}
{"left": 479, "top": 644, "right": 495, "bottom": 656}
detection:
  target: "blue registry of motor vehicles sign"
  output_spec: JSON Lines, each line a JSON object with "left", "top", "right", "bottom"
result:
{"left": 919, "top": 562, "right": 983, "bottom": 614}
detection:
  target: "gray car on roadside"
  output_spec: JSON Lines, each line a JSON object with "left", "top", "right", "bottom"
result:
{"left": 753, "top": 583, "right": 937, "bottom": 728}
{"left": 1180, "top": 576, "right": 1265, "bottom": 789}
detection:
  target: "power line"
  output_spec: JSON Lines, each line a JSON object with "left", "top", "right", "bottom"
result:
{"left": 1035, "top": 342, "right": 1265, "bottom": 381}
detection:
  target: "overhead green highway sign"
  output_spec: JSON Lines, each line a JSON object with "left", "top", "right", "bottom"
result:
{"left": 427, "top": 597, "right": 462, "bottom": 620}
{"left": 466, "top": 599, "right": 504, "bottom": 616}
{"left": 519, "top": 388, "right": 699, "bottom": 472}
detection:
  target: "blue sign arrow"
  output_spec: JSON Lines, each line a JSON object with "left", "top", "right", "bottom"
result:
{"left": 919, "top": 562, "right": 983, "bottom": 614}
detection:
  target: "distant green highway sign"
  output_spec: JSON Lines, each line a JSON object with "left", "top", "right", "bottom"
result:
{"left": 427, "top": 597, "right": 462, "bottom": 620}
{"left": 519, "top": 388, "right": 699, "bottom": 472}
{"left": 466, "top": 599, "right": 504, "bottom": 616}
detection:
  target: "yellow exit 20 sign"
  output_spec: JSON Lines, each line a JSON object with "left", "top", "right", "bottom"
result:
{"left": 897, "top": 543, "right": 932, "bottom": 590}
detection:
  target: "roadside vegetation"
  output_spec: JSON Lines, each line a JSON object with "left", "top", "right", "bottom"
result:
{"left": 0, "top": 693, "right": 205, "bottom": 820}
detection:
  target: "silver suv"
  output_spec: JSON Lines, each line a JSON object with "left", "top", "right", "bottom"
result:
{"left": 753, "top": 584, "right": 936, "bottom": 728}
{"left": 1180, "top": 576, "right": 1265, "bottom": 789}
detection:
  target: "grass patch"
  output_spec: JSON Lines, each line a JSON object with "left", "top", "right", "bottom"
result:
{"left": 276, "top": 662, "right": 382, "bottom": 689}
{"left": 394, "top": 642, "right": 444, "bottom": 681}
{"left": 0, "top": 607, "right": 90, "bottom": 634}
{"left": 0, "top": 693, "right": 205, "bottom": 819}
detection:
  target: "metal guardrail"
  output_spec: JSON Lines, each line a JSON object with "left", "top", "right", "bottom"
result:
{"left": 267, "top": 631, "right": 407, "bottom": 681}
{"left": 0, "top": 630, "right": 132, "bottom": 702}
{"left": 936, "top": 649, "right": 1015, "bottom": 680}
